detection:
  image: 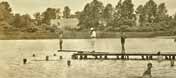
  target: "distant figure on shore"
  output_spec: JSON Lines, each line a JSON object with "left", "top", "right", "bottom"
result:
{"left": 143, "top": 63, "right": 152, "bottom": 78}
{"left": 120, "top": 32, "right": 126, "bottom": 54}
{"left": 90, "top": 27, "right": 96, "bottom": 52}
{"left": 59, "top": 31, "right": 63, "bottom": 50}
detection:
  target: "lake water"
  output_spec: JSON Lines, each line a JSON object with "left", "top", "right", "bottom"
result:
{"left": 1, "top": 38, "right": 176, "bottom": 78}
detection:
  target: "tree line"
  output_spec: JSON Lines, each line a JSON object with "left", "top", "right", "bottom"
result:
{"left": 78, "top": 0, "right": 176, "bottom": 32}
{"left": 1, "top": 0, "right": 176, "bottom": 34}
{"left": 0, "top": 1, "right": 72, "bottom": 33}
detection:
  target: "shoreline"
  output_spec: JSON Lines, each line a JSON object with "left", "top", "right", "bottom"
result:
{"left": 0, "top": 31, "right": 175, "bottom": 40}
{"left": 0, "top": 36, "right": 175, "bottom": 40}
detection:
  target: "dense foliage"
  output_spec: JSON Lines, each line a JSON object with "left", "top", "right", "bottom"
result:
{"left": 78, "top": 0, "right": 176, "bottom": 33}
{"left": 0, "top": 0, "right": 176, "bottom": 35}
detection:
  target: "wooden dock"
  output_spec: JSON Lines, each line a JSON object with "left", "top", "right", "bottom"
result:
{"left": 58, "top": 50, "right": 176, "bottom": 60}
{"left": 58, "top": 50, "right": 108, "bottom": 53}
{"left": 72, "top": 52, "right": 176, "bottom": 60}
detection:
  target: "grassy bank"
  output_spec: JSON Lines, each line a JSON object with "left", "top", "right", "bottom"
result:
{"left": 0, "top": 31, "right": 174, "bottom": 40}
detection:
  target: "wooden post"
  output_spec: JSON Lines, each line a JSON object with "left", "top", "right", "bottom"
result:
{"left": 23, "top": 58, "right": 27, "bottom": 64}
{"left": 146, "top": 56, "right": 148, "bottom": 60}
{"left": 172, "top": 56, "right": 175, "bottom": 60}
{"left": 53, "top": 54, "right": 57, "bottom": 56}
{"left": 84, "top": 55, "right": 87, "bottom": 59}
{"left": 104, "top": 55, "right": 107, "bottom": 59}
{"left": 46, "top": 56, "right": 49, "bottom": 61}
{"left": 99, "top": 55, "right": 102, "bottom": 59}
{"left": 121, "top": 55, "right": 124, "bottom": 60}
{"left": 117, "top": 55, "right": 119, "bottom": 59}
{"left": 72, "top": 55, "right": 75, "bottom": 59}
{"left": 165, "top": 56, "right": 168, "bottom": 60}
{"left": 142, "top": 56, "right": 144, "bottom": 60}
{"left": 60, "top": 56, "right": 63, "bottom": 59}
{"left": 127, "top": 55, "right": 129, "bottom": 60}
{"left": 171, "top": 59, "right": 174, "bottom": 67}
{"left": 80, "top": 55, "right": 83, "bottom": 59}
{"left": 67, "top": 60, "right": 71, "bottom": 66}
{"left": 32, "top": 54, "right": 36, "bottom": 57}
{"left": 95, "top": 55, "right": 98, "bottom": 59}
{"left": 169, "top": 56, "right": 172, "bottom": 60}
{"left": 149, "top": 55, "right": 153, "bottom": 60}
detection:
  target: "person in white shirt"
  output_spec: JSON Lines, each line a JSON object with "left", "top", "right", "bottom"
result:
{"left": 90, "top": 27, "right": 96, "bottom": 52}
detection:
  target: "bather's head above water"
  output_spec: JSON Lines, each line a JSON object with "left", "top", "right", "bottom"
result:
{"left": 147, "top": 63, "right": 152, "bottom": 69}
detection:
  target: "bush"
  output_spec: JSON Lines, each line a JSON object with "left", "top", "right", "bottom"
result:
{"left": 26, "top": 27, "right": 38, "bottom": 33}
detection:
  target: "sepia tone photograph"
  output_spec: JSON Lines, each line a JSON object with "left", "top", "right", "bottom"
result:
{"left": 1, "top": 0, "right": 176, "bottom": 78}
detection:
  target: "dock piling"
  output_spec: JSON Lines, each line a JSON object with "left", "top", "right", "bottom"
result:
{"left": 60, "top": 56, "right": 63, "bottom": 59}
{"left": 142, "top": 56, "right": 144, "bottom": 60}
{"left": 46, "top": 56, "right": 49, "bottom": 61}
{"left": 23, "top": 58, "right": 27, "bottom": 64}
{"left": 67, "top": 60, "right": 71, "bottom": 66}
{"left": 71, "top": 52, "right": 176, "bottom": 60}
{"left": 104, "top": 55, "right": 107, "bottom": 59}
{"left": 32, "top": 54, "right": 36, "bottom": 57}
{"left": 171, "top": 59, "right": 174, "bottom": 67}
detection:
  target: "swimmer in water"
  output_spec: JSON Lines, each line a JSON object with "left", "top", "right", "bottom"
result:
{"left": 143, "top": 63, "right": 152, "bottom": 78}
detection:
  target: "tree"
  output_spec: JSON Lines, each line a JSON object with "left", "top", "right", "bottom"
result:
{"left": 136, "top": 5, "right": 145, "bottom": 26}
{"left": 33, "top": 12, "right": 41, "bottom": 25}
{"left": 74, "top": 11, "right": 81, "bottom": 18}
{"left": 21, "top": 14, "right": 32, "bottom": 27}
{"left": 78, "top": 3, "right": 91, "bottom": 28}
{"left": 102, "top": 3, "right": 114, "bottom": 26}
{"left": 33, "top": 12, "right": 40, "bottom": 20}
{"left": 121, "top": 0, "right": 134, "bottom": 19}
{"left": 56, "top": 8, "right": 61, "bottom": 19}
{"left": 42, "top": 8, "right": 56, "bottom": 24}
{"left": 13, "top": 14, "right": 22, "bottom": 28}
{"left": 13, "top": 14, "right": 32, "bottom": 29}
{"left": 143, "top": 0, "right": 157, "bottom": 23}
{"left": 156, "top": 3, "right": 168, "bottom": 22}
{"left": 63, "top": 6, "right": 71, "bottom": 18}
{"left": 78, "top": 0, "right": 104, "bottom": 29}
{"left": 113, "top": 0, "right": 122, "bottom": 27}
{"left": 174, "top": 13, "right": 176, "bottom": 21}
{"left": 0, "top": 1, "right": 12, "bottom": 22}
{"left": 113, "top": 0, "right": 135, "bottom": 29}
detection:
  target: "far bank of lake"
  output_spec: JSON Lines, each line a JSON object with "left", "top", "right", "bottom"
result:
{"left": 0, "top": 31, "right": 175, "bottom": 40}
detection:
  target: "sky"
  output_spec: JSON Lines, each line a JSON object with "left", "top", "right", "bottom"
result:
{"left": 1, "top": 0, "right": 176, "bottom": 16}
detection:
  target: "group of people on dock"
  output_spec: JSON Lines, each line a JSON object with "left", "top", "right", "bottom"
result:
{"left": 89, "top": 27, "right": 126, "bottom": 53}
{"left": 58, "top": 27, "right": 126, "bottom": 54}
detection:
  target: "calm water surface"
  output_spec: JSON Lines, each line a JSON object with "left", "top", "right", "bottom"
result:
{"left": 0, "top": 38, "right": 176, "bottom": 78}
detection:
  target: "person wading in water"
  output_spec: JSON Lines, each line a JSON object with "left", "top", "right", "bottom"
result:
{"left": 143, "top": 63, "right": 153, "bottom": 78}
{"left": 90, "top": 27, "right": 96, "bottom": 52}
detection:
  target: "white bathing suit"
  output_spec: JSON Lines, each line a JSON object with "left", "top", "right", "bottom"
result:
{"left": 91, "top": 31, "right": 96, "bottom": 38}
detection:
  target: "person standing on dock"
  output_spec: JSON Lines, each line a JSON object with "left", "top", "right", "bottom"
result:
{"left": 120, "top": 32, "right": 126, "bottom": 54}
{"left": 59, "top": 31, "right": 63, "bottom": 50}
{"left": 90, "top": 27, "right": 96, "bottom": 52}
